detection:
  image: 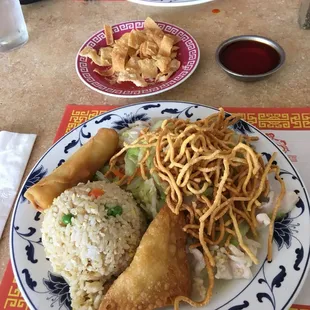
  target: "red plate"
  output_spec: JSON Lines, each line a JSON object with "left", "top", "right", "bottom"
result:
{"left": 75, "top": 20, "right": 200, "bottom": 98}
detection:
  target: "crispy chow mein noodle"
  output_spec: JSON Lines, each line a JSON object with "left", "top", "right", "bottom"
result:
{"left": 106, "top": 108, "right": 286, "bottom": 309}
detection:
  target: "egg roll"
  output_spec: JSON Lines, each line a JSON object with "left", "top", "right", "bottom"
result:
{"left": 99, "top": 205, "right": 191, "bottom": 310}
{"left": 25, "top": 128, "right": 119, "bottom": 211}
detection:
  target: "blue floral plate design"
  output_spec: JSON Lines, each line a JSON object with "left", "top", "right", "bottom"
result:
{"left": 10, "top": 101, "right": 310, "bottom": 310}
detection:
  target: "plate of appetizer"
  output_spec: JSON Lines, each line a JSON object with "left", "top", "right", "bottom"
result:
{"left": 75, "top": 18, "right": 200, "bottom": 98}
{"left": 10, "top": 101, "right": 310, "bottom": 310}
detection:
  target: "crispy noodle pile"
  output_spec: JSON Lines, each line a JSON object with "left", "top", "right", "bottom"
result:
{"left": 107, "top": 108, "right": 286, "bottom": 308}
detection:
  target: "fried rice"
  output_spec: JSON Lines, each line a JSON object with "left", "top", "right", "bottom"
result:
{"left": 41, "top": 180, "right": 146, "bottom": 310}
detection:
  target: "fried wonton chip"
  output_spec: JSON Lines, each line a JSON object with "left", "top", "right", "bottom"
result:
{"left": 144, "top": 16, "right": 162, "bottom": 32}
{"left": 99, "top": 205, "right": 191, "bottom": 310}
{"left": 156, "top": 59, "right": 181, "bottom": 82}
{"left": 99, "top": 47, "right": 113, "bottom": 66}
{"left": 139, "top": 41, "right": 148, "bottom": 59}
{"left": 80, "top": 17, "right": 182, "bottom": 87}
{"left": 153, "top": 55, "right": 171, "bottom": 72}
{"left": 79, "top": 46, "right": 105, "bottom": 66}
{"left": 146, "top": 29, "right": 164, "bottom": 46}
{"left": 99, "top": 47, "right": 112, "bottom": 58}
{"left": 171, "top": 52, "right": 177, "bottom": 59}
{"left": 145, "top": 41, "right": 158, "bottom": 57}
{"left": 159, "top": 35, "right": 175, "bottom": 57}
{"left": 128, "top": 30, "right": 147, "bottom": 49}
{"left": 138, "top": 59, "right": 158, "bottom": 79}
{"left": 139, "top": 41, "right": 158, "bottom": 59}
{"left": 117, "top": 69, "right": 148, "bottom": 87}
{"left": 114, "top": 32, "right": 130, "bottom": 47}
{"left": 112, "top": 45, "right": 128, "bottom": 72}
{"left": 126, "top": 56, "right": 140, "bottom": 71}
{"left": 128, "top": 47, "right": 137, "bottom": 57}
{"left": 94, "top": 67, "right": 114, "bottom": 77}
{"left": 104, "top": 25, "right": 114, "bottom": 46}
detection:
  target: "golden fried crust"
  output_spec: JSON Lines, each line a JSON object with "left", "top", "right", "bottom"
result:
{"left": 25, "top": 128, "right": 119, "bottom": 211}
{"left": 99, "top": 205, "right": 191, "bottom": 310}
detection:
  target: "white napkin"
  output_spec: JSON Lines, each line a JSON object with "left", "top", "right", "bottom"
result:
{"left": 0, "top": 131, "right": 36, "bottom": 238}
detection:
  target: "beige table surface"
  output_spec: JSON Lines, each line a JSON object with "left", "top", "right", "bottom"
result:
{"left": 0, "top": 0, "right": 310, "bottom": 281}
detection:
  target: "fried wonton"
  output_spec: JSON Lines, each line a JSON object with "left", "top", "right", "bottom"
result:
{"left": 153, "top": 55, "right": 171, "bottom": 72}
{"left": 79, "top": 46, "right": 110, "bottom": 66}
{"left": 158, "top": 35, "right": 174, "bottom": 57}
{"left": 128, "top": 30, "right": 147, "bottom": 49}
{"left": 99, "top": 205, "right": 191, "bottom": 310}
{"left": 104, "top": 25, "right": 114, "bottom": 46}
{"left": 146, "top": 29, "right": 164, "bottom": 47}
{"left": 144, "top": 16, "right": 162, "bottom": 32}
{"left": 138, "top": 59, "right": 158, "bottom": 79}
{"left": 111, "top": 45, "right": 128, "bottom": 72}
{"left": 156, "top": 58, "right": 181, "bottom": 82}
{"left": 114, "top": 32, "right": 130, "bottom": 47}
{"left": 94, "top": 67, "right": 114, "bottom": 77}
{"left": 99, "top": 47, "right": 113, "bottom": 66}
{"left": 117, "top": 69, "right": 148, "bottom": 87}
{"left": 79, "top": 17, "right": 182, "bottom": 87}
{"left": 145, "top": 41, "right": 159, "bottom": 57}
{"left": 126, "top": 56, "right": 140, "bottom": 71}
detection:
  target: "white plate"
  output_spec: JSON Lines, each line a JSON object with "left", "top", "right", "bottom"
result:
{"left": 10, "top": 101, "right": 310, "bottom": 310}
{"left": 128, "top": 0, "right": 214, "bottom": 8}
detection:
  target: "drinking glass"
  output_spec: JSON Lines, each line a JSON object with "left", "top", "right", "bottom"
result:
{"left": 0, "top": 0, "right": 29, "bottom": 52}
{"left": 299, "top": 0, "right": 310, "bottom": 29}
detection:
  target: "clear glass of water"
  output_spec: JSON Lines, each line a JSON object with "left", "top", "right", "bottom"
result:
{"left": 0, "top": 0, "right": 29, "bottom": 53}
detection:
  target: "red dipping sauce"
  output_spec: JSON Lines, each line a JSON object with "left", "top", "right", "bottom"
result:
{"left": 219, "top": 40, "right": 281, "bottom": 75}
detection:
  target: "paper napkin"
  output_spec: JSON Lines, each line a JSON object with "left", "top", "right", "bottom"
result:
{"left": 0, "top": 131, "right": 36, "bottom": 238}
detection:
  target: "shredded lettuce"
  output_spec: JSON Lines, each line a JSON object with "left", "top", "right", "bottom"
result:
{"left": 230, "top": 238, "right": 239, "bottom": 247}
{"left": 230, "top": 222, "right": 249, "bottom": 246}
{"left": 239, "top": 222, "right": 249, "bottom": 236}
{"left": 127, "top": 177, "right": 158, "bottom": 219}
{"left": 204, "top": 186, "right": 213, "bottom": 199}
{"left": 124, "top": 147, "right": 147, "bottom": 176}
{"left": 157, "top": 193, "right": 166, "bottom": 212}
{"left": 126, "top": 147, "right": 140, "bottom": 162}
{"left": 144, "top": 148, "right": 167, "bottom": 194}
{"left": 150, "top": 120, "right": 164, "bottom": 132}
{"left": 100, "top": 164, "right": 110, "bottom": 174}
{"left": 124, "top": 148, "right": 139, "bottom": 176}
{"left": 95, "top": 171, "right": 108, "bottom": 181}
{"left": 119, "top": 130, "right": 139, "bottom": 145}
{"left": 276, "top": 212, "right": 286, "bottom": 219}
{"left": 152, "top": 171, "right": 167, "bottom": 191}
{"left": 119, "top": 120, "right": 163, "bottom": 146}
{"left": 119, "top": 121, "right": 149, "bottom": 145}
{"left": 146, "top": 147, "right": 155, "bottom": 170}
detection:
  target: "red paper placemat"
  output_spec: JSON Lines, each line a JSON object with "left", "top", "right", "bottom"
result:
{"left": 1, "top": 104, "right": 310, "bottom": 310}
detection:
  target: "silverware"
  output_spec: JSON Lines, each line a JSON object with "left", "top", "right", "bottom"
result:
{"left": 215, "top": 35, "right": 286, "bottom": 82}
